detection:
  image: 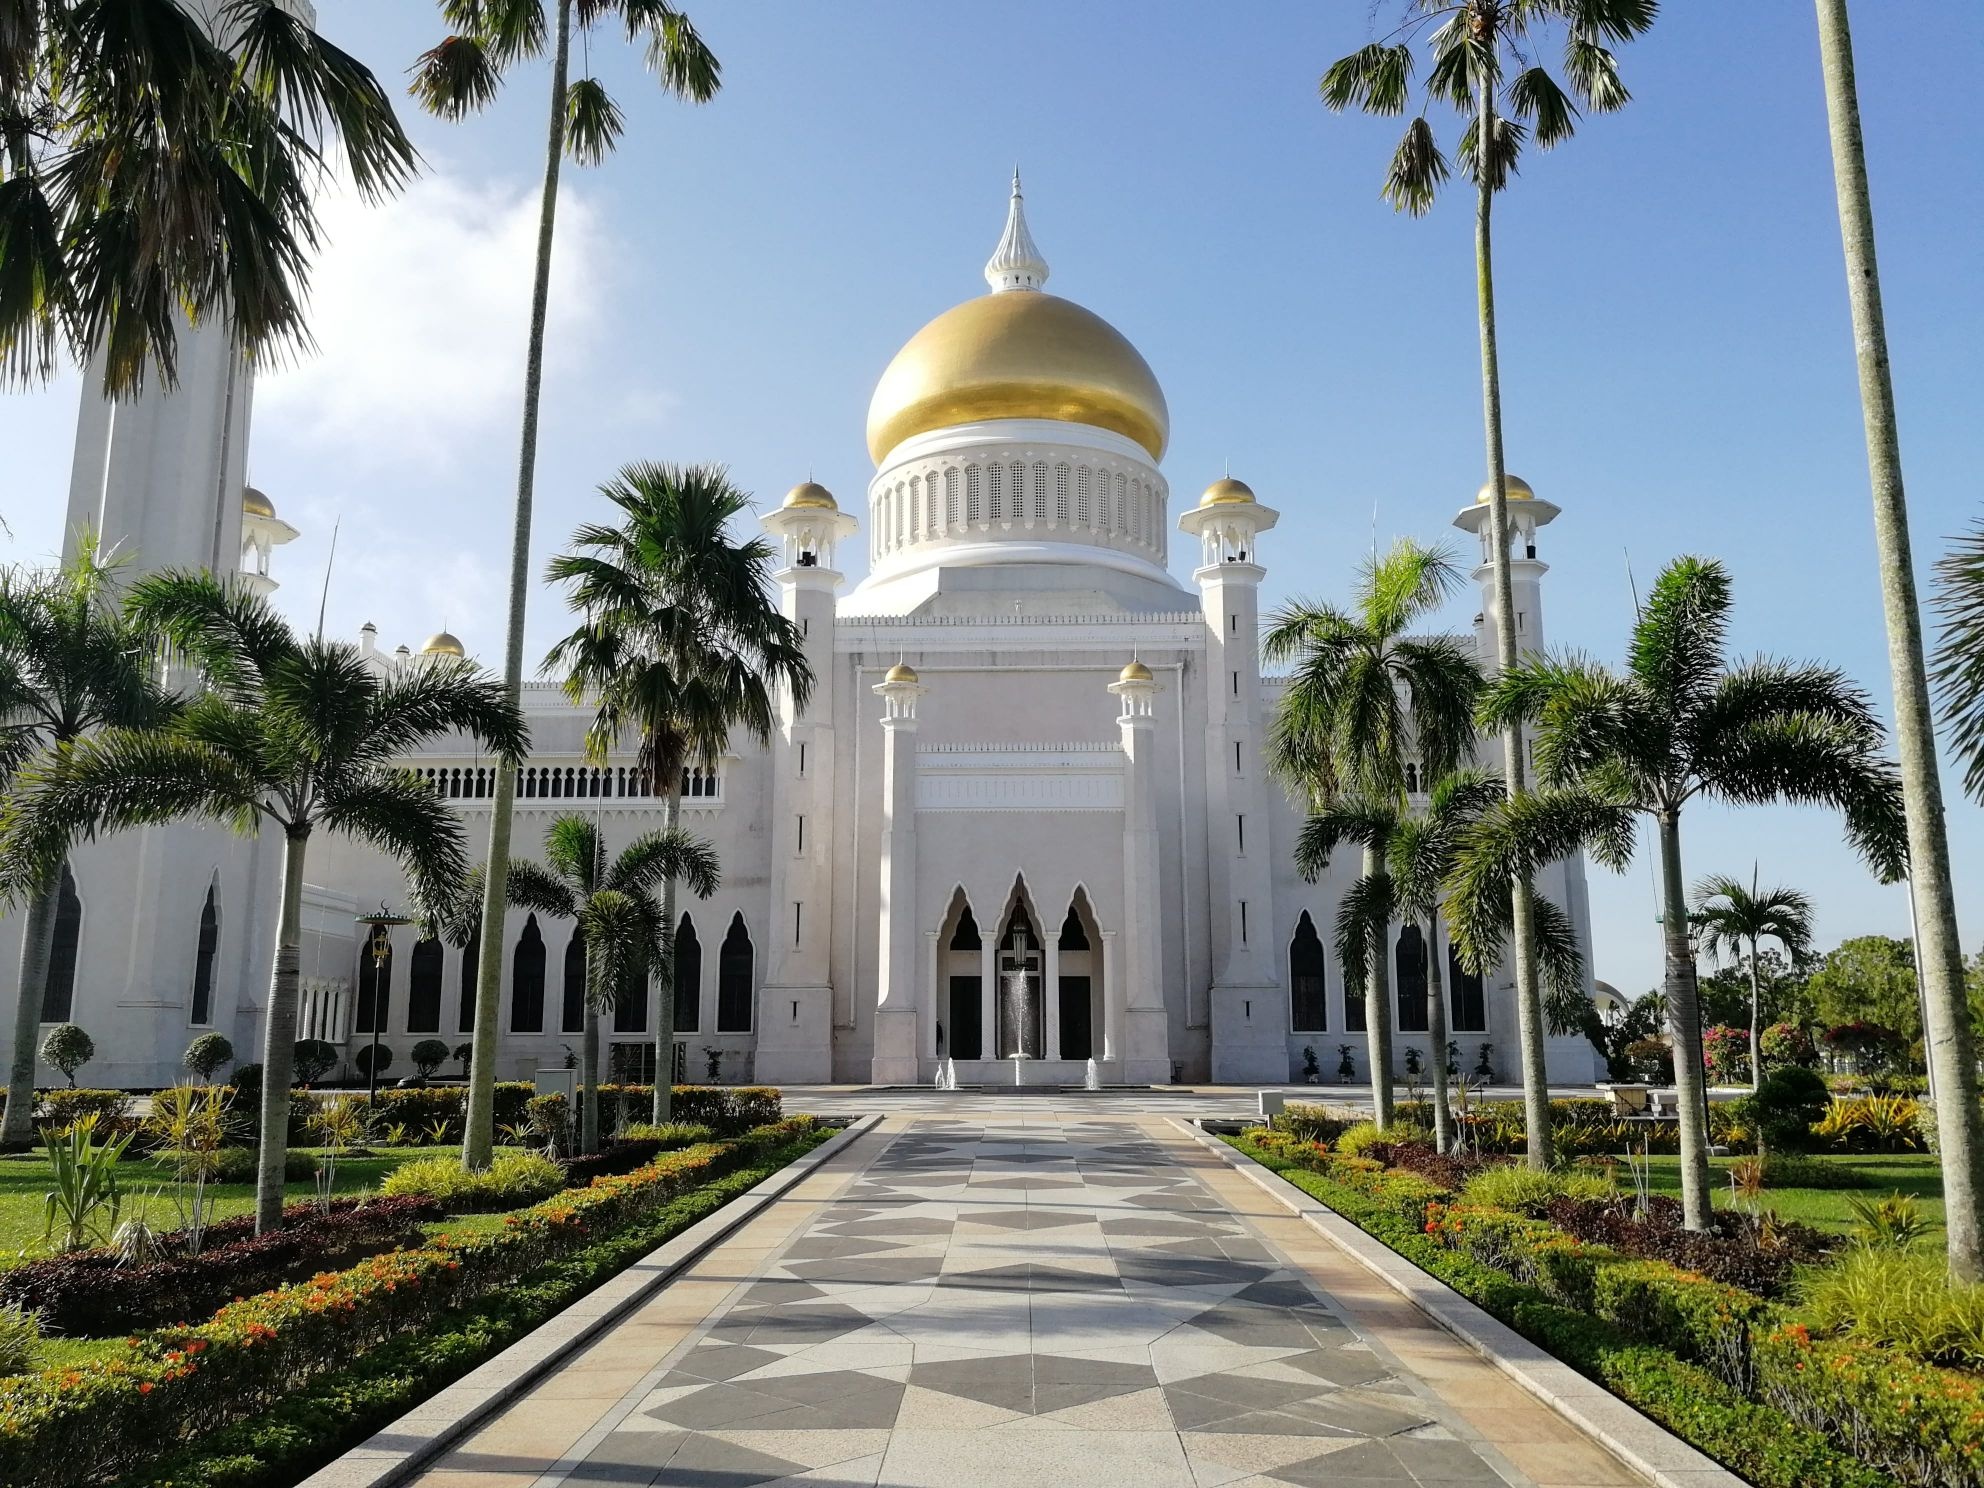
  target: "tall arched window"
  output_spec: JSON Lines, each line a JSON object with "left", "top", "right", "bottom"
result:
{"left": 42, "top": 865, "right": 82, "bottom": 1022}
{"left": 510, "top": 915, "right": 545, "bottom": 1033}
{"left": 562, "top": 928, "right": 586, "bottom": 1034}
{"left": 189, "top": 881, "right": 220, "bottom": 1026}
{"left": 673, "top": 916, "right": 701, "bottom": 1033}
{"left": 355, "top": 938, "right": 393, "bottom": 1034}
{"left": 717, "top": 913, "right": 754, "bottom": 1032}
{"left": 612, "top": 962, "right": 648, "bottom": 1033}
{"left": 1396, "top": 925, "right": 1429, "bottom": 1034}
{"left": 1449, "top": 944, "right": 1487, "bottom": 1033}
{"left": 407, "top": 937, "right": 443, "bottom": 1032}
{"left": 458, "top": 930, "right": 479, "bottom": 1032}
{"left": 1289, "top": 912, "right": 1327, "bottom": 1032}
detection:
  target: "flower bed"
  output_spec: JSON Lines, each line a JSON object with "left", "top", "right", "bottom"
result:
{"left": 1540, "top": 1193, "right": 1831, "bottom": 1297}
{"left": 1231, "top": 1128, "right": 1982, "bottom": 1488}
{"left": 0, "top": 1196, "right": 439, "bottom": 1337}
{"left": 0, "top": 1116, "right": 819, "bottom": 1488}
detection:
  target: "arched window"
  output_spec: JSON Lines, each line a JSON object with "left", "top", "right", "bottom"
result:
{"left": 717, "top": 913, "right": 753, "bottom": 1032}
{"left": 613, "top": 961, "right": 648, "bottom": 1033}
{"left": 1449, "top": 944, "right": 1487, "bottom": 1033}
{"left": 561, "top": 927, "right": 586, "bottom": 1034}
{"left": 458, "top": 929, "right": 479, "bottom": 1032}
{"left": 354, "top": 937, "right": 393, "bottom": 1034}
{"left": 407, "top": 937, "right": 443, "bottom": 1033}
{"left": 42, "top": 865, "right": 82, "bottom": 1022}
{"left": 1290, "top": 911, "right": 1327, "bottom": 1032}
{"left": 510, "top": 915, "right": 545, "bottom": 1033}
{"left": 1396, "top": 925, "right": 1429, "bottom": 1034}
{"left": 189, "top": 881, "right": 220, "bottom": 1026}
{"left": 673, "top": 916, "right": 701, "bottom": 1033}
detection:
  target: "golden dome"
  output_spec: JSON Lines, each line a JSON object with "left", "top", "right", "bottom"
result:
{"left": 1475, "top": 473, "right": 1535, "bottom": 504}
{"left": 865, "top": 292, "right": 1169, "bottom": 463}
{"left": 1118, "top": 659, "right": 1154, "bottom": 684}
{"left": 1200, "top": 477, "right": 1255, "bottom": 507}
{"left": 242, "top": 486, "right": 275, "bottom": 519}
{"left": 421, "top": 631, "right": 465, "bottom": 657}
{"left": 884, "top": 661, "right": 919, "bottom": 684}
{"left": 783, "top": 481, "right": 837, "bottom": 510}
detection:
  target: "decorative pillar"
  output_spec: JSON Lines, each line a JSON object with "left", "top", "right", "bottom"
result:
{"left": 755, "top": 483, "right": 859, "bottom": 1084}
{"left": 979, "top": 934, "right": 996, "bottom": 1074}
{"left": 1180, "top": 478, "right": 1287, "bottom": 1081}
{"left": 1044, "top": 936, "right": 1062, "bottom": 1061}
{"left": 869, "top": 661, "right": 924, "bottom": 1084}
{"left": 1100, "top": 928, "right": 1121, "bottom": 1065}
{"left": 924, "top": 930, "right": 941, "bottom": 1060}
{"left": 1109, "top": 661, "right": 1172, "bottom": 1083}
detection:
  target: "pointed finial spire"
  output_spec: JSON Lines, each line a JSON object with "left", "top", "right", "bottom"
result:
{"left": 984, "top": 169, "right": 1049, "bottom": 293}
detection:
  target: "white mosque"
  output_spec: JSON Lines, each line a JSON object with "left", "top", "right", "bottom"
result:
{"left": 6, "top": 178, "right": 1603, "bottom": 1090}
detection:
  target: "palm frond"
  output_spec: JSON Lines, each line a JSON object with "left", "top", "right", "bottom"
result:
{"left": 1530, "top": 892, "right": 1591, "bottom": 1031}
{"left": 625, "top": 1, "right": 721, "bottom": 101}
{"left": 564, "top": 76, "right": 625, "bottom": 165}
{"left": 316, "top": 769, "right": 468, "bottom": 906}
{"left": 1628, "top": 555, "right": 1731, "bottom": 720}
{"left": 360, "top": 657, "right": 529, "bottom": 766}
{"left": 506, "top": 857, "right": 577, "bottom": 920}
{"left": 1333, "top": 870, "right": 1396, "bottom": 1002}
{"left": 608, "top": 828, "right": 720, "bottom": 901}
{"left": 1507, "top": 65, "right": 1578, "bottom": 148}
{"left": 1445, "top": 785, "right": 1636, "bottom": 974}
{"left": 1697, "top": 714, "right": 1908, "bottom": 883}
{"left": 1393, "top": 637, "right": 1483, "bottom": 781}
{"left": 1930, "top": 518, "right": 1984, "bottom": 801}
{"left": 1457, "top": 112, "right": 1526, "bottom": 190}
{"left": 125, "top": 571, "right": 297, "bottom": 697}
{"left": 541, "top": 814, "right": 604, "bottom": 894}
{"left": 1319, "top": 42, "right": 1414, "bottom": 115}
{"left": 1383, "top": 115, "right": 1450, "bottom": 216}
{"left": 1360, "top": 538, "right": 1463, "bottom": 639}
{"left": 1294, "top": 795, "right": 1398, "bottom": 883}
{"left": 410, "top": 34, "right": 502, "bottom": 119}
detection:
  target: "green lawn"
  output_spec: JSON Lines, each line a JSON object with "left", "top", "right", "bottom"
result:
{"left": 1640, "top": 1152, "right": 1943, "bottom": 1238}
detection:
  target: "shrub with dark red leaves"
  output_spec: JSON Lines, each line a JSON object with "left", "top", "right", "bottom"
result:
{"left": 0, "top": 1195, "right": 441, "bottom": 1335}
{"left": 1365, "top": 1139, "right": 1500, "bottom": 1191}
{"left": 558, "top": 1139, "right": 665, "bottom": 1186}
{"left": 1542, "top": 1194, "right": 1833, "bottom": 1297}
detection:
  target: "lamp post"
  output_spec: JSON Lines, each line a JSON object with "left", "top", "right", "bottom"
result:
{"left": 355, "top": 905, "right": 412, "bottom": 1108}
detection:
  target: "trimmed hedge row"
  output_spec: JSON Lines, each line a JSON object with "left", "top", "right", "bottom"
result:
{"left": 1233, "top": 1130, "right": 1975, "bottom": 1488}
{"left": 0, "top": 1116, "right": 819, "bottom": 1488}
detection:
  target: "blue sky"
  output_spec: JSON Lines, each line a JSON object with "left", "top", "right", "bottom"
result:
{"left": 6, "top": 1, "right": 1980, "bottom": 995}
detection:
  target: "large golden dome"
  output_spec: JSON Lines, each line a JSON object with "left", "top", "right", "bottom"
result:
{"left": 865, "top": 176, "right": 1169, "bottom": 464}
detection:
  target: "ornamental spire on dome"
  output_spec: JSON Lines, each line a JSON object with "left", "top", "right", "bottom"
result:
{"left": 984, "top": 169, "right": 1049, "bottom": 293}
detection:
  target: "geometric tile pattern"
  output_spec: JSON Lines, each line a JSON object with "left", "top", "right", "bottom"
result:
{"left": 563, "top": 1120, "right": 1529, "bottom": 1487}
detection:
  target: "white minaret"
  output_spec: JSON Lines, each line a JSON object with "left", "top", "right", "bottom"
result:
{"left": 756, "top": 483, "right": 858, "bottom": 1084}
{"left": 984, "top": 169, "right": 1049, "bottom": 292}
{"left": 1180, "top": 478, "right": 1288, "bottom": 1081}
{"left": 1108, "top": 661, "right": 1172, "bottom": 1083}
{"left": 869, "top": 661, "right": 925, "bottom": 1085}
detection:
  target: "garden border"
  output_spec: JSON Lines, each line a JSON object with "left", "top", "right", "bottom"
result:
{"left": 1174, "top": 1118, "right": 1745, "bottom": 1488}
{"left": 296, "top": 1113, "right": 879, "bottom": 1488}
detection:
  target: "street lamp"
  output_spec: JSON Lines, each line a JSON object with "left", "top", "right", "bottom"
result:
{"left": 354, "top": 905, "right": 412, "bottom": 1107}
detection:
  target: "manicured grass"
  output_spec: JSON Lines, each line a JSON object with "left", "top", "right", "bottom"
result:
{"left": 1639, "top": 1152, "right": 1943, "bottom": 1238}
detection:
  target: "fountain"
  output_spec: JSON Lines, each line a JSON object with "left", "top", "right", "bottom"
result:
{"left": 1084, "top": 1057, "right": 1100, "bottom": 1092}
{"left": 996, "top": 924, "right": 1041, "bottom": 1060}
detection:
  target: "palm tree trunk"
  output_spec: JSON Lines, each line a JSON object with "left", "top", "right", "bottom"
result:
{"left": 1747, "top": 932, "right": 1764, "bottom": 1092}
{"left": 1425, "top": 912, "right": 1454, "bottom": 1153}
{"left": 653, "top": 774, "right": 683, "bottom": 1124}
{"left": 1655, "top": 810, "right": 1713, "bottom": 1230}
{"left": 1472, "top": 34, "right": 1553, "bottom": 1172}
{"left": 1, "top": 879, "right": 60, "bottom": 1147}
{"left": 580, "top": 1005, "right": 600, "bottom": 1154}
{"left": 1814, "top": 0, "right": 1984, "bottom": 1283}
{"left": 462, "top": 0, "right": 574, "bottom": 1174}
{"left": 1364, "top": 844, "right": 1394, "bottom": 1129}
{"left": 255, "top": 827, "right": 311, "bottom": 1234}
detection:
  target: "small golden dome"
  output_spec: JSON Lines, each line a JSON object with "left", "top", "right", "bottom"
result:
{"left": 242, "top": 486, "right": 275, "bottom": 519}
{"left": 1118, "top": 659, "right": 1154, "bottom": 684}
{"left": 1200, "top": 477, "right": 1255, "bottom": 507}
{"left": 1475, "top": 473, "right": 1535, "bottom": 504}
{"left": 866, "top": 292, "right": 1169, "bottom": 463}
{"left": 421, "top": 631, "right": 465, "bottom": 657}
{"left": 783, "top": 481, "right": 837, "bottom": 510}
{"left": 884, "top": 661, "right": 919, "bottom": 684}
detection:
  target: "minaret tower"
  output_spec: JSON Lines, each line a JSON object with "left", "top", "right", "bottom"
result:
{"left": 1179, "top": 478, "right": 1287, "bottom": 1081}
{"left": 756, "top": 483, "right": 859, "bottom": 1084}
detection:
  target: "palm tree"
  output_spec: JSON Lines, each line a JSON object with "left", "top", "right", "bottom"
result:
{"left": 3, "top": 0, "right": 415, "bottom": 393}
{"left": 412, "top": 2, "right": 718, "bottom": 1170}
{"left": 505, "top": 815, "right": 717, "bottom": 1153}
{"left": 0, "top": 539, "right": 173, "bottom": 1145}
{"left": 1690, "top": 871, "right": 1814, "bottom": 1090}
{"left": 0, "top": 575, "right": 527, "bottom": 1230}
{"left": 1320, "top": 0, "right": 1656, "bottom": 1165}
{"left": 1477, "top": 556, "right": 1906, "bottom": 1229}
{"left": 1264, "top": 539, "right": 1481, "bottom": 1131}
{"left": 541, "top": 462, "right": 810, "bottom": 1129}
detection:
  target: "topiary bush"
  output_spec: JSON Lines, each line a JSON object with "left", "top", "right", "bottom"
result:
{"left": 409, "top": 1039, "right": 450, "bottom": 1078}
{"left": 1748, "top": 1067, "right": 1832, "bottom": 1152}
{"left": 38, "top": 1023, "right": 94, "bottom": 1087}
{"left": 292, "top": 1039, "right": 337, "bottom": 1087}
{"left": 182, "top": 1033, "right": 234, "bottom": 1083}
{"left": 353, "top": 1045, "right": 393, "bottom": 1080}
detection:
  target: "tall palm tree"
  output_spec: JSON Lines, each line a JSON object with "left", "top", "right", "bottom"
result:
{"left": 2, "top": 0, "right": 416, "bottom": 393}
{"left": 0, "top": 575, "right": 527, "bottom": 1230}
{"left": 0, "top": 538, "right": 173, "bottom": 1145}
{"left": 505, "top": 815, "right": 717, "bottom": 1153}
{"left": 1320, "top": 0, "right": 1656, "bottom": 1165}
{"left": 542, "top": 462, "right": 810, "bottom": 1129}
{"left": 1690, "top": 871, "right": 1814, "bottom": 1090}
{"left": 1819, "top": 0, "right": 1984, "bottom": 1284}
{"left": 412, "top": 1, "right": 719, "bottom": 1169}
{"left": 1935, "top": 519, "right": 1984, "bottom": 799}
{"left": 1264, "top": 539, "right": 1481, "bottom": 1131}
{"left": 1476, "top": 556, "right": 1906, "bottom": 1229}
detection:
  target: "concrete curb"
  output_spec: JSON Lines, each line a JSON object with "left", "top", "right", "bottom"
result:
{"left": 1174, "top": 1120, "right": 1746, "bottom": 1488}
{"left": 298, "top": 1114, "right": 882, "bottom": 1488}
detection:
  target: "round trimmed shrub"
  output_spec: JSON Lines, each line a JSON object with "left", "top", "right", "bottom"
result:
{"left": 292, "top": 1038, "right": 337, "bottom": 1086}
{"left": 182, "top": 1032, "right": 234, "bottom": 1083}
{"left": 38, "top": 1023, "right": 94, "bottom": 1087}
{"left": 409, "top": 1039, "right": 450, "bottom": 1078}
{"left": 354, "top": 1045, "right": 393, "bottom": 1079}
{"left": 1748, "top": 1066, "right": 1832, "bottom": 1152}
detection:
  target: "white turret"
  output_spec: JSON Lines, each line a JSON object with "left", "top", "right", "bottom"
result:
{"left": 983, "top": 170, "right": 1049, "bottom": 293}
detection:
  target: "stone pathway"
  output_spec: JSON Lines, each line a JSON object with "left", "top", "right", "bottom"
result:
{"left": 408, "top": 1117, "right": 1644, "bottom": 1488}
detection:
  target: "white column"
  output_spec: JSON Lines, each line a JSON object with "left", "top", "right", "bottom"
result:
{"left": 1044, "top": 937, "right": 1062, "bottom": 1060}
{"left": 1100, "top": 929, "right": 1121, "bottom": 1065}
{"left": 924, "top": 930, "right": 941, "bottom": 1059}
{"left": 980, "top": 936, "right": 996, "bottom": 1064}
{"left": 868, "top": 667, "right": 924, "bottom": 1084}
{"left": 1110, "top": 666, "right": 1171, "bottom": 1084}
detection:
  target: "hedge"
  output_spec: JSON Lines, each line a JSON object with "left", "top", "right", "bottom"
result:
{"left": 1229, "top": 1130, "right": 1971, "bottom": 1488}
{"left": 0, "top": 1116, "right": 819, "bottom": 1488}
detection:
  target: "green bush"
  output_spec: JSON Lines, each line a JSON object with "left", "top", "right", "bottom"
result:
{"left": 34, "top": 1088, "right": 129, "bottom": 1132}
{"left": 1750, "top": 1068, "right": 1832, "bottom": 1152}
{"left": 1791, "top": 1247, "right": 1984, "bottom": 1369}
{"left": 292, "top": 1039, "right": 338, "bottom": 1086}
{"left": 1271, "top": 1103, "right": 1356, "bottom": 1145}
{"left": 622, "top": 1122, "right": 716, "bottom": 1149}
{"left": 0, "top": 1303, "right": 40, "bottom": 1377}
{"left": 1459, "top": 1163, "right": 1615, "bottom": 1215}
{"left": 38, "top": 1024, "right": 94, "bottom": 1087}
{"left": 379, "top": 1149, "right": 566, "bottom": 1212}
{"left": 409, "top": 1039, "right": 451, "bottom": 1078}
{"left": 1334, "top": 1121, "right": 1393, "bottom": 1159}
{"left": 182, "top": 1034, "right": 234, "bottom": 1083}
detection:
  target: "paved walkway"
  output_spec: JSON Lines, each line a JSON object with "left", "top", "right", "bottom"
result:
{"left": 410, "top": 1116, "right": 1643, "bottom": 1488}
